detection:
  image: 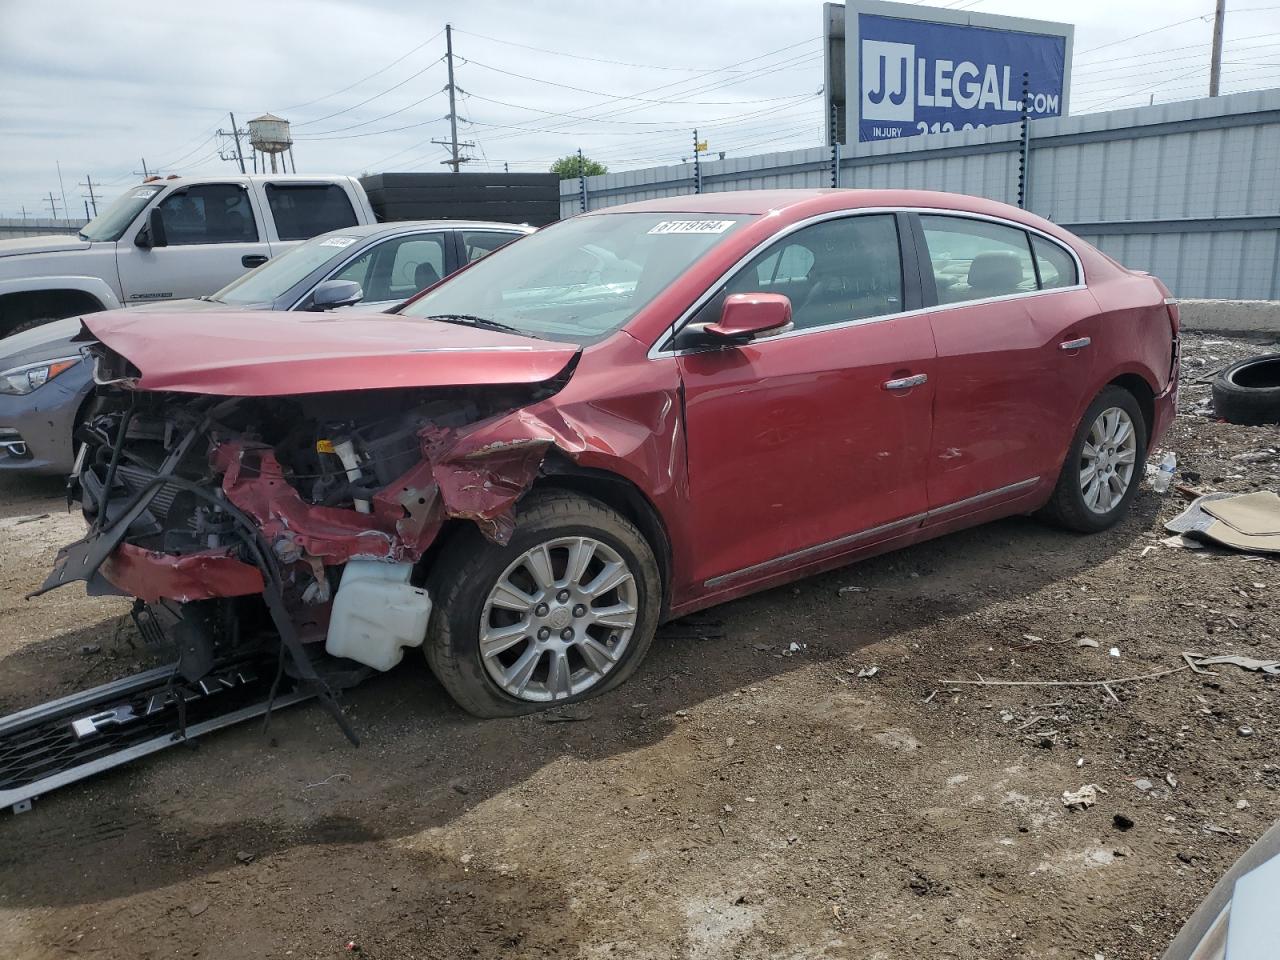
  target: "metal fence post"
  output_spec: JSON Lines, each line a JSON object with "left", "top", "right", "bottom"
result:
{"left": 693, "top": 129, "right": 702, "bottom": 194}
{"left": 830, "top": 102, "right": 841, "bottom": 188}
{"left": 1017, "top": 72, "right": 1032, "bottom": 209}
{"left": 578, "top": 148, "right": 587, "bottom": 213}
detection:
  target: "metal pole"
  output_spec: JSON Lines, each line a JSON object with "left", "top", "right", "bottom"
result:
{"left": 693, "top": 129, "right": 702, "bottom": 194}
{"left": 84, "top": 176, "right": 98, "bottom": 216}
{"left": 229, "top": 112, "right": 247, "bottom": 173}
{"left": 445, "top": 23, "right": 461, "bottom": 173}
{"left": 46, "top": 192, "right": 59, "bottom": 219}
{"left": 830, "top": 102, "right": 841, "bottom": 188}
{"left": 141, "top": 158, "right": 149, "bottom": 178}
{"left": 288, "top": 146, "right": 297, "bottom": 173}
{"left": 578, "top": 148, "right": 587, "bottom": 213}
{"left": 84, "top": 200, "right": 90, "bottom": 220}
{"left": 56, "top": 161, "right": 69, "bottom": 220}
{"left": 1209, "top": 0, "right": 1226, "bottom": 96}
{"left": 1017, "top": 72, "right": 1031, "bottom": 209}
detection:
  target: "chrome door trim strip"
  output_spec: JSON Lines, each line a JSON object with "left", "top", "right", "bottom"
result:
{"left": 648, "top": 207, "right": 1086, "bottom": 360}
{"left": 923, "top": 476, "right": 1041, "bottom": 520}
{"left": 701, "top": 475, "right": 1042, "bottom": 589}
{"left": 703, "top": 511, "right": 927, "bottom": 589}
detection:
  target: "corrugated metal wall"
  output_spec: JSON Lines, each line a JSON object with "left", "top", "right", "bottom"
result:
{"left": 561, "top": 89, "right": 1280, "bottom": 300}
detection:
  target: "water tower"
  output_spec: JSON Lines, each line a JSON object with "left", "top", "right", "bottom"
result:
{"left": 247, "top": 113, "right": 296, "bottom": 173}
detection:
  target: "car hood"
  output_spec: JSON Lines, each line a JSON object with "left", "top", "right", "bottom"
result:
{"left": 128, "top": 297, "right": 272, "bottom": 313}
{"left": 0, "top": 235, "right": 91, "bottom": 258}
{"left": 0, "top": 317, "right": 85, "bottom": 367}
{"left": 81, "top": 309, "right": 581, "bottom": 396}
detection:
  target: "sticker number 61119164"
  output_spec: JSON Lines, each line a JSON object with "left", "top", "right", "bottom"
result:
{"left": 647, "top": 220, "right": 737, "bottom": 235}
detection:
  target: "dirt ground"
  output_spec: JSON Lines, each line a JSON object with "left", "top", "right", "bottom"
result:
{"left": 0, "top": 331, "right": 1276, "bottom": 960}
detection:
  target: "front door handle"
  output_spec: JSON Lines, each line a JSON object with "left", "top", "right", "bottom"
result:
{"left": 883, "top": 373, "right": 928, "bottom": 391}
{"left": 1059, "top": 336, "right": 1091, "bottom": 351}
{"left": 241, "top": 254, "right": 268, "bottom": 268}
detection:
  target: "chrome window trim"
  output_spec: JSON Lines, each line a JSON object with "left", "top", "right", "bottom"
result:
{"left": 647, "top": 207, "right": 1086, "bottom": 360}
{"left": 702, "top": 476, "right": 1041, "bottom": 589}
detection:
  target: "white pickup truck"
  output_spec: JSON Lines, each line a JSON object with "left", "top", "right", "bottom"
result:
{"left": 0, "top": 175, "right": 378, "bottom": 337}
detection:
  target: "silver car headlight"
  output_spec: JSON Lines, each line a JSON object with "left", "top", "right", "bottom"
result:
{"left": 0, "top": 356, "right": 82, "bottom": 396}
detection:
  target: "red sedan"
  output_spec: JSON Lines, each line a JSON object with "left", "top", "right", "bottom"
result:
{"left": 44, "top": 189, "right": 1179, "bottom": 720}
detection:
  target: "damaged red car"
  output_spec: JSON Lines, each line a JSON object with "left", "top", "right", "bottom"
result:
{"left": 40, "top": 189, "right": 1179, "bottom": 722}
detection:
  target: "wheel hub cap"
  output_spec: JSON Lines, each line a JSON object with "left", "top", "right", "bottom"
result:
{"left": 1080, "top": 407, "right": 1138, "bottom": 515}
{"left": 479, "top": 536, "right": 639, "bottom": 703}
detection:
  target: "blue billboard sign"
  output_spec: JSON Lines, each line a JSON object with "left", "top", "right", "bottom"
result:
{"left": 848, "top": 3, "right": 1071, "bottom": 143}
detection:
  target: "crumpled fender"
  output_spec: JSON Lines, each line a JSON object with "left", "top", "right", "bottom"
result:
{"left": 213, "top": 383, "right": 683, "bottom": 567}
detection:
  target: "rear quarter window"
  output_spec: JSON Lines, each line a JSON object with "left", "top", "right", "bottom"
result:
{"left": 1032, "top": 236, "right": 1079, "bottom": 289}
{"left": 266, "top": 184, "right": 359, "bottom": 241}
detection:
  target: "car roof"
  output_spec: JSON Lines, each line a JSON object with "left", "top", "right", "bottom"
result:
{"left": 592, "top": 188, "right": 1075, "bottom": 244}
{"left": 313, "top": 220, "right": 536, "bottom": 241}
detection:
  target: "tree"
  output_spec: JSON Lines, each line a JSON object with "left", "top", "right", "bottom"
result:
{"left": 551, "top": 154, "right": 608, "bottom": 179}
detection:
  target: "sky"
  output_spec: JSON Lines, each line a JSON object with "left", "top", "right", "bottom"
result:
{"left": 1, "top": 0, "right": 1279, "bottom": 219}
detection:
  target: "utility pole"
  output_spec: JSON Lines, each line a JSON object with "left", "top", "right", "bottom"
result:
{"left": 56, "top": 161, "right": 69, "bottom": 222}
{"left": 79, "top": 175, "right": 101, "bottom": 216}
{"left": 227, "top": 112, "right": 247, "bottom": 173}
{"left": 432, "top": 24, "right": 473, "bottom": 172}
{"left": 45, "top": 192, "right": 60, "bottom": 219}
{"left": 1209, "top": 0, "right": 1226, "bottom": 96}
{"left": 141, "top": 158, "right": 150, "bottom": 178}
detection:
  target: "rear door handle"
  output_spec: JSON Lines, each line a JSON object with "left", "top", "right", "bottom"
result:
{"left": 883, "top": 373, "right": 928, "bottom": 390}
{"left": 1060, "top": 337, "right": 1091, "bottom": 351}
{"left": 241, "top": 254, "right": 268, "bottom": 268}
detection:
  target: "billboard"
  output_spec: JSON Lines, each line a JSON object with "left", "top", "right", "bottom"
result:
{"left": 828, "top": 2, "right": 1073, "bottom": 144}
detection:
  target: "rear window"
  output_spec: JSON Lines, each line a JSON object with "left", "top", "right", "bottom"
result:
{"left": 266, "top": 184, "right": 359, "bottom": 241}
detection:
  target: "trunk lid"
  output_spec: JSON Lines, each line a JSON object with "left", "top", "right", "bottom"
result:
{"left": 81, "top": 308, "right": 580, "bottom": 396}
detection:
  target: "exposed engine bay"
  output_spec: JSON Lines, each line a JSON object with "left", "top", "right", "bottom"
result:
{"left": 34, "top": 346, "right": 579, "bottom": 743}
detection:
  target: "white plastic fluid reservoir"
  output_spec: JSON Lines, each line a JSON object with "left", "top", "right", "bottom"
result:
{"left": 325, "top": 560, "right": 432, "bottom": 671}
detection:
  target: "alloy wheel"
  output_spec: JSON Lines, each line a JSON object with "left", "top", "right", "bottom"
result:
{"left": 479, "top": 536, "right": 639, "bottom": 702}
{"left": 1079, "top": 406, "right": 1138, "bottom": 514}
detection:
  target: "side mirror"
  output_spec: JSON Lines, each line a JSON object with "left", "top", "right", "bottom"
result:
{"left": 311, "top": 279, "right": 364, "bottom": 311}
{"left": 135, "top": 208, "right": 167, "bottom": 249}
{"left": 706, "top": 293, "right": 793, "bottom": 341}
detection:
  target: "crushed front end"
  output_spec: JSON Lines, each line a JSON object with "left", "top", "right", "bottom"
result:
{"left": 35, "top": 341, "right": 578, "bottom": 744}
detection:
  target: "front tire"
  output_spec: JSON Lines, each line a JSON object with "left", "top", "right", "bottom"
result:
{"left": 1041, "top": 386, "right": 1148, "bottom": 533}
{"left": 424, "top": 490, "right": 662, "bottom": 718}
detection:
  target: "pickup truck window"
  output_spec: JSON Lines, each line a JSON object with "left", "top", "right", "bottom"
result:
{"left": 156, "top": 184, "right": 258, "bottom": 245}
{"left": 79, "top": 185, "right": 163, "bottom": 242}
{"left": 266, "top": 184, "right": 359, "bottom": 241}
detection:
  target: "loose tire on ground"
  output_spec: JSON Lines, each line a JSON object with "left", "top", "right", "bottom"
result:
{"left": 424, "top": 489, "right": 662, "bottom": 718}
{"left": 1211, "top": 353, "right": 1280, "bottom": 425}
{"left": 1040, "top": 385, "right": 1149, "bottom": 534}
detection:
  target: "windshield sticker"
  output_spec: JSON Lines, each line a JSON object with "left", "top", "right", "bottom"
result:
{"left": 131, "top": 190, "right": 156, "bottom": 199}
{"left": 319, "top": 237, "right": 358, "bottom": 248}
{"left": 647, "top": 220, "right": 737, "bottom": 235}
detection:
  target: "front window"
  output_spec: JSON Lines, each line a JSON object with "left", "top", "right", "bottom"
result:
{"left": 155, "top": 184, "right": 258, "bottom": 245}
{"left": 333, "top": 233, "right": 449, "bottom": 302}
{"left": 79, "top": 185, "right": 163, "bottom": 242}
{"left": 400, "top": 213, "right": 755, "bottom": 344}
{"left": 212, "top": 233, "right": 359, "bottom": 305}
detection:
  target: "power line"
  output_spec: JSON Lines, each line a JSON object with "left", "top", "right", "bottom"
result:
{"left": 453, "top": 28, "right": 727, "bottom": 72}
{"left": 278, "top": 27, "right": 445, "bottom": 112}
{"left": 291, "top": 57, "right": 445, "bottom": 127}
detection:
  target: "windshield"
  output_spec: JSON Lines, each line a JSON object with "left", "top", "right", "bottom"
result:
{"left": 212, "top": 233, "right": 362, "bottom": 305}
{"left": 79, "top": 185, "right": 163, "bottom": 242}
{"left": 399, "top": 212, "right": 755, "bottom": 344}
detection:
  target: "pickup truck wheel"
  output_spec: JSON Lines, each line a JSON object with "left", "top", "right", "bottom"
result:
{"left": 1041, "top": 386, "right": 1148, "bottom": 534}
{"left": 424, "top": 490, "right": 662, "bottom": 718}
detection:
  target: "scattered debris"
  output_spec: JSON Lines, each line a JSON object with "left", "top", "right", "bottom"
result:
{"left": 77, "top": 643, "right": 101, "bottom": 656}
{"left": 303, "top": 773, "right": 350, "bottom": 791}
{"left": 1108, "top": 647, "right": 1121, "bottom": 658}
{"left": 838, "top": 585, "right": 869, "bottom": 595}
{"left": 542, "top": 712, "right": 593, "bottom": 724}
{"left": 1166, "top": 491, "right": 1280, "bottom": 555}
{"left": 1113, "top": 814, "right": 1135, "bottom": 832}
{"left": 1076, "top": 638, "right": 1100, "bottom": 649}
{"left": 938, "top": 662, "right": 1189, "bottom": 691}
{"left": 187, "top": 899, "right": 210, "bottom": 918}
{"left": 1135, "top": 779, "right": 1154, "bottom": 793}
{"left": 1185, "top": 653, "right": 1280, "bottom": 676}
{"left": 1238, "top": 726, "right": 1255, "bottom": 738}
{"left": 856, "top": 666, "right": 879, "bottom": 679}
{"left": 1237, "top": 799, "right": 1251, "bottom": 810}
{"left": 1062, "top": 785, "right": 1102, "bottom": 810}
{"left": 235, "top": 850, "right": 255, "bottom": 865}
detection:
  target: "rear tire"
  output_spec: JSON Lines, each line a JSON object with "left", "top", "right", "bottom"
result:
{"left": 424, "top": 490, "right": 662, "bottom": 718}
{"left": 1041, "top": 386, "right": 1148, "bottom": 533}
